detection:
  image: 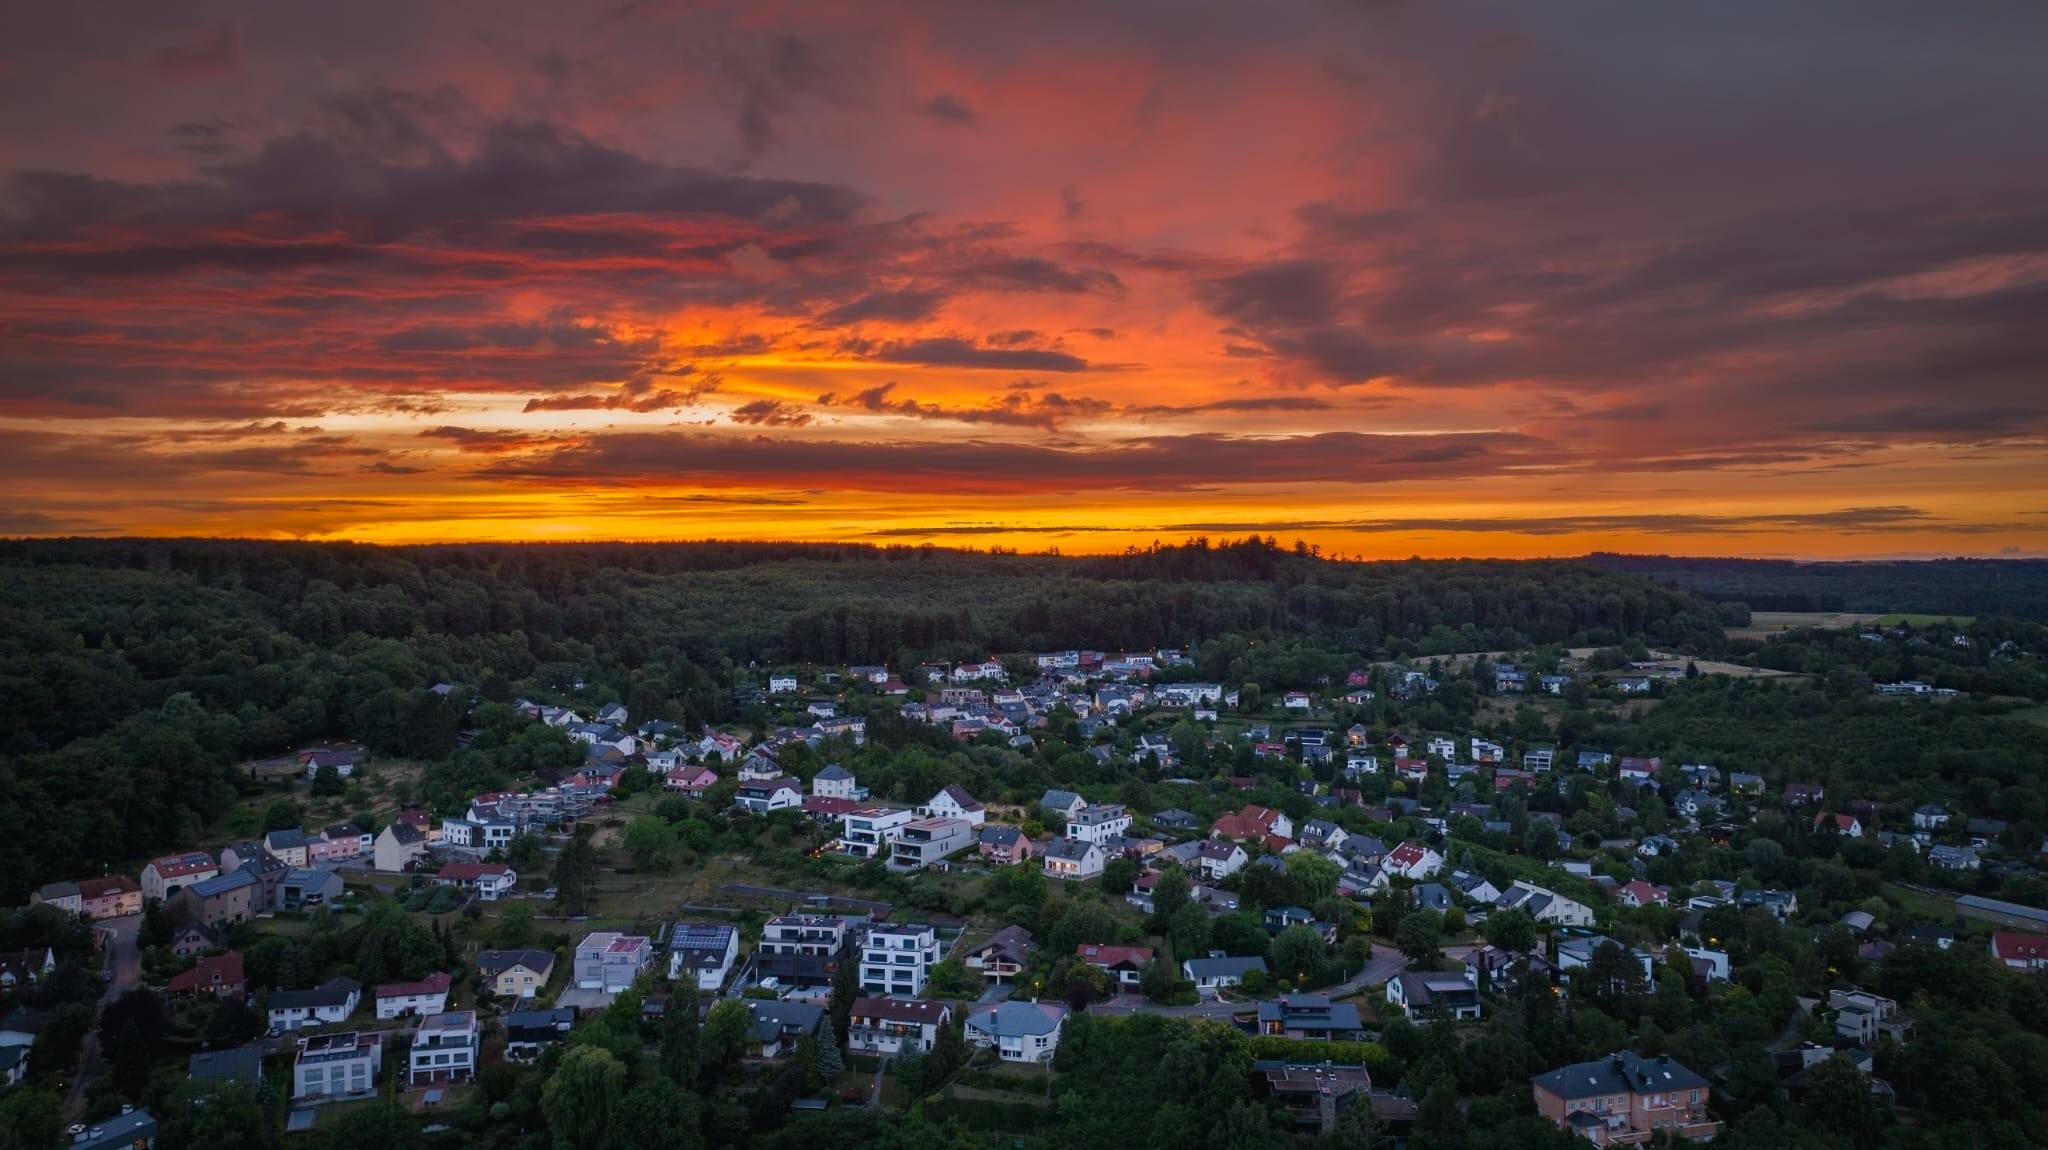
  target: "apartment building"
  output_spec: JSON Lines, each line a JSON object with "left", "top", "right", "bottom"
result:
{"left": 859, "top": 922, "right": 941, "bottom": 996}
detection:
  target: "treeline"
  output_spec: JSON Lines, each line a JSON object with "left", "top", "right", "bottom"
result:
{"left": 1589, "top": 553, "right": 2048, "bottom": 620}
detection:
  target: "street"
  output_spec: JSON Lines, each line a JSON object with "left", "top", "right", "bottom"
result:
{"left": 64, "top": 915, "right": 140, "bottom": 1123}
{"left": 1091, "top": 944, "right": 1406, "bottom": 1020}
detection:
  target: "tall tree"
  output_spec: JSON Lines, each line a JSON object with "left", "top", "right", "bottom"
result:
{"left": 660, "top": 991, "right": 700, "bottom": 1088}
{"left": 609, "top": 1078, "right": 701, "bottom": 1150}
{"left": 541, "top": 1046, "right": 626, "bottom": 1150}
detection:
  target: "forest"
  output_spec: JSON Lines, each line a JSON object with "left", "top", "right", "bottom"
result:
{"left": 1589, "top": 553, "right": 2048, "bottom": 619}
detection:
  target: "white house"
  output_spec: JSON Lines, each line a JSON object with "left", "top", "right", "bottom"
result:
{"left": 769, "top": 674, "right": 799, "bottom": 693}
{"left": 268, "top": 978, "right": 361, "bottom": 1031}
{"left": 432, "top": 861, "right": 518, "bottom": 901}
{"left": 859, "top": 924, "right": 942, "bottom": 996}
{"left": 408, "top": 1011, "right": 478, "bottom": 1086}
{"left": 811, "top": 764, "right": 864, "bottom": 800}
{"left": 733, "top": 777, "right": 804, "bottom": 813}
{"left": 1283, "top": 692, "right": 1312, "bottom": 711}
{"left": 1384, "top": 842, "right": 1444, "bottom": 881}
{"left": 1043, "top": 839, "right": 1106, "bottom": 881}
{"left": 667, "top": 923, "right": 742, "bottom": 993}
{"left": 374, "top": 972, "right": 452, "bottom": 1020}
{"left": 840, "top": 806, "right": 918, "bottom": 859}
{"left": 1066, "top": 803, "right": 1132, "bottom": 844}
{"left": 372, "top": 823, "right": 427, "bottom": 872}
{"left": 1496, "top": 881, "right": 1596, "bottom": 927}
{"left": 1182, "top": 954, "right": 1267, "bottom": 996}
{"left": 292, "top": 1030, "right": 382, "bottom": 1101}
{"left": 920, "top": 784, "right": 987, "bottom": 826}
{"left": 964, "top": 1001, "right": 1067, "bottom": 1064}
{"left": 848, "top": 997, "right": 952, "bottom": 1055}
{"left": 1196, "top": 841, "right": 1248, "bottom": 880}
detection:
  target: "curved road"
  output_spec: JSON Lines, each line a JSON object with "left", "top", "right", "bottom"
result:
{"left": 1091, "top": 944, "right": 1407, "bottom": 1019}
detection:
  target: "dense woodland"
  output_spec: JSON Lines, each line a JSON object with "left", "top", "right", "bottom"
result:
{"left": 4, "top": 539, "right": 2048, "bottom": 1150}
{"left": 1590, "top": 554, "right": 2048, "bottom": 619}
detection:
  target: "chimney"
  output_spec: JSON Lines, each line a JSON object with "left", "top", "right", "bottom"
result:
{"left": 120, "top": 1105, "right": 132, "bottom": 1116}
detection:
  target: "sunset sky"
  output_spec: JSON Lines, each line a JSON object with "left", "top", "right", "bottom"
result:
{"left": 3, "top": 1, "right": 2046, "bottom": 556}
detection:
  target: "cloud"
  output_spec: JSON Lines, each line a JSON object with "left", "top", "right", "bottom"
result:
{"left": 866, "top": 337, "right": 1091, "bottom": 372}
{"left": 860, "top": 506, "right": 1962, "bottom": 538}
{"left": 728, "top": 399, "right": 812, "bottom": 426}
{"left": 419, "top": 426, "right": 568, "bottom": 454}
{"left": 918, "top": 94, "right": 977, "bottom": 126}
{"left": 819, "top": 288, "right": 948, "bottom": 324}
{"left": 151, "top": 24, "right": 241, "bottom": 79}
{"left": 816, "top": 381, "right": 1109, "bottom": 429}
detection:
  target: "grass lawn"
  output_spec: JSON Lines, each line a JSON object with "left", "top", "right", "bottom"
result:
{"left": 2006, "top": 705, "right": 2048, "bottom": 728}
{"left": 1881, "top": 882, "right": 1959, "bottom": 922}
{"left": 1874, "top": 613, "right": 1975, "bottom": 627}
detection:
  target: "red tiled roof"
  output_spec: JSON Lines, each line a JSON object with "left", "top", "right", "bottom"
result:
{"left": 1387, "top": 842, "right": 1431, "bottom": 868}
{"left": 168, "top": 951, "right": 244, "bottom": 993}
{"left": 376, "top": 971, "right": 453, "bottom": 999}
{"left": 1993, "top": 932, "right": 2048, "bottom": 962}
{"left": 436, "top": 862, "right": 510, "bottom": 881}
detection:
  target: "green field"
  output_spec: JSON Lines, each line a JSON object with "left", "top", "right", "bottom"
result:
{"left": 1873, "top": 613, "right": 1975, "bottom": 626}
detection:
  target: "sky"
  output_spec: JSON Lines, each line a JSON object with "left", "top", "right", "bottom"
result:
{"left": 3, "top": 1, "right": 2046, "bottom": 557}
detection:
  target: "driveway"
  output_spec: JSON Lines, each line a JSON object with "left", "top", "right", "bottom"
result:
{"left": 64, "top": 915, "right": 141, "bottom": 1122}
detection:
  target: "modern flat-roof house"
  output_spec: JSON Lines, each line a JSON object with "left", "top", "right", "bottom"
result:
{"left": 1257, "top": 995, "right": 1366, "bottom": 1039}
{"left": 408, "top": 1011, "right": 479, "bottom": 1087}
{"left": 1532, "top": 1053, "right": 1719, "bottom": 1145}
{"left": 840, "top": 806, "right": 917, "bottom": 859}
{"left": 756, "top": 913, "right": 853, "bottom": 987}
{"left": 667, "top": 923, "right": 742, "bottom": 992}
{"left": 141, "top": 852, "right": 219, "bottom": 902}
{"left": 1388, "top": 972, "right": 1483, "bottom": 1021}
{"left": 860, "top": 923, "right": 940, "bottom": 996}
{"left": 475, "top": 949, "right": 555, "bottom": 999}
{"left": 67, "top": 1107, "right": 158, "bottom": 1150}
{"left": 574, "top": 932, "right": 654, "bottom": 993}
{"left": 889, "top": 817, "right": 976, "bottom": 871}
{"left": 848, "top": 997, "right": 952, "bottom": 1056}
{"left": 965, "top": 1000, "right": 1067, "bottom": 1063}
{"left": 504, "top": 1008, "right": 575, "bottom": 1062}
{"left": 1066, "top": 803, "right": 1132, "bottom": 845}
{"left": 292, "top": 1030, "right": 383, "bottom": 1101}
{"left": 268, "top": 977, "right": 361, "bottom": 1031}
{"left": 1254, "top": 1061, "right": 1374, "bottom": 1135}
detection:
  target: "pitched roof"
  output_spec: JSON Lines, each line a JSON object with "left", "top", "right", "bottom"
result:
{"left": 1532, "top": 1052, "right": 1709, "bottom": 1100}
{"left": 1183, "top": 954, "right": 1268, "bottom": 978}
{"left": 1075, "top": 944, "right": 1154, "bottom": 968}
{"left": 1045, "top": 839, "right": 1099, "bottom": 861}
{"left": 967, "top": 1000, "right": 1066, "bottom": 1037}
{"left": 934, "top": 783, "right": 984, "bottom": 811}
{"left": 474, "top": 949, "right": 555, "bottom": 978}
{"left": 851, "top": 996, "right": 952, "bottom": 1025}
{"left": 375, "top": 971, "right": 453, "bottom": 999}
{"left": 1992, "top": 932, "right": 2048, "bottom": 962}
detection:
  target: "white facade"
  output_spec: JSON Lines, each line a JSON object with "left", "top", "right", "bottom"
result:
{"left": 407, "top": 1012, "right": 479, "bottom": 1085}
{"left": 859, "top": 923, "right": 941, "bottom": 996}
{"left": 1065, "top": 804, "right": 1132, "bottom": 844}
{"left": 292, "top": 1032, "right": 381, "bottom": 1101}
{"left": 840, "top": 806, "right": 917, "bottom": 858}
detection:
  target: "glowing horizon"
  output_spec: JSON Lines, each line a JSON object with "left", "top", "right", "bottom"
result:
{"left": 3, "top": 3, "right": 2045, "bottom": 558}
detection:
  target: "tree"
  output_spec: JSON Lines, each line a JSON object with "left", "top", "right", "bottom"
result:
{"left": 814, "top": 1013, "right": 845, "bottom": 1078}
{"left": 310, "top": 764, "right": 344, "bottom": 797}
{"left": 1331, "top": 1095, "right": 1381, "bottom": 1150}
{"left": 1151, "top": 867, "right": 1191, "bottom": 927}
{"left": 262, "top": 799, "right": 304, "bottom": 832}
{"left": 704, "top": 998, "right": 752, "bottom": 1074}
{"left": 541, "top": 1046, "right": 626, "bottom": 1150}
{"left": 1273, "top": 924, "right": 1333, "bottom": 988}
{"left": 554, "top": 826, "right": 600, "bottom": 915}
{"left": 660, "top": 989, "right": 700, "bottom": 1087}
{"left": 1100, "top": 856, "right": 1140, "bottom": 895}
{"left": 830, "top": 954, "right": 860, "bottom": 1044}
{"left": 1238, "top": 864, "right": 1294, "bottom": 912}
{"left": 492, "top": 902, "right": 535, "bottom": 948}
{"left": 1441, "top": 906, "right": 1466, "bottom": 936}
{"left": 610, "top": 1078, "right": 702, "bottom": 1150}
{"left": 1211, "top": 913, "right": 1273, "bottom": 959}
{"left": 1802, "top": 1055, "right": 1882, "bottom": 1143}
{"left": 1398, "top": 910, "right": 1442, "bottom": 969}
{"left": 99, "top": 988, "right": 167, "bottom": 1097}
{"left": 623, "top": 816, "right": 680, "bottom": 872}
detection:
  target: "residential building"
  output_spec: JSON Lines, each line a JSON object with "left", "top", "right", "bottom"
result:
{"left": 267, "top": 977, "right": 361, "bottom": 1031}
{"left": 1462, "top": 946, "right": 1552, "bottom": 994}
{"left": 1211, "top": 805, "right": 1293, "bottom": 843}
{"left": 1258, "top": 994, "right": 1366, "bottom": 1038}
{"left": 1388, "top": 973, "right": 1483, "bottom": 1021}
{"left": 756, "top": 914, "right": 853, "bottom": 987}
{"left": 1829, "top": 990, "right": 1912, "bottom": 1046}
{"left": 964, "top": 926, "right": 1037, "bottom": 984}
{"left": 743, "top": 999, "right": 825, "bottom": 1058}
{"left": 475, "top": 949, "right": 555, "bottom": 999}
{"left": 965, "top": 1000, "right": 1067, "bottom": 1063}
{"left": 1182, "top": 953, "right": 1268, "bottom": 995}
{"left": 920, "top": 784, "right": 987, "bottom": 826}
{"left": 170, "top": 869, "right": 259, "bottom": 930}
{"left": 1039, "top": 790, "right": 1087, "bottom": 820}
{"left": 431, "top": 861, "right": 518, "bottom": 900}
{"left": 848, "top": 997, "right": 953, "bottom": 1055}
{"left": 840, "top": 806, "right": 917, "bottom": 859}
{"left": 662, "top": 765, "right": 719, "bottom": 797}
{"left": 1619, "top": 881, "right": 1668, "bottom": 909}
{"left": 811, "top": 764, "right": 864, "bottom": 800}
{"left": 1196, "top": 840, "right": 1249, "bottom": 880}
{"left": 504, "top": 1008, "right": 575, "bottom": 1062}
{"left": 408, "top": 1011, "right": 479, "bottom": 1086}
{"left": 1384, "top": 842, "right": 1444, "bottom": 881}
{"left": 290, "top": 1032, "right": 378, "bottom": 1098}
{"left": 1043, "top": 838, "right": 1106, "bottom": 880}
{"left": 372, "top": 822, "right": 428, "bottom": 872}
{"left": 1912, "top": 804, "right": 1952, "bottom": 830}
{"left": 167, "top": 952, "right": 246, "bottom": 1000}
{"left": 374, "top": 972, "right": 452, "bottom": 1019}
{"left": 263, "top": 829, "right": 310, "bottom": 868}
{"left": 734, "top": 777, "right": 804, "bottom": 813}
{"left": 67, "top": 1107, "right": 158, "bottom": 1150}
{"left": 1991, "top": 931, "right": 2048, "bottom": 971}
{"left": 141, "top": 853, "right": 219, "bottom": 902}
{"left": 189, "top": 1045, "right": 265, "bottom": 1088}
{"left": 574, "top": 932, "right": 654, "bottom": 993}
{"left": 859, "top": 923, "right": 940, "bottom": 996}
{"left": 1531, "top": 1052, "right": 1719, "bottom": 1144}
{"left": 1813, "top": 812, "right": 1864, "bottom": 838}
{"left": 667, "top": 923, "right": 742, "bottom": 992}
{"left": 1930, "top": 844, "right": 1981, "bottom": 870}
{"left": 1151, "top": 808, "right": 1201, "bottom": 832}
{"left": 977, "top": 825, "right": 1039, "bottom": 865}
{"left": 279, "top": 868, "right": 342, "bottom": 911}
{"left": 1066, "top": 803, "right": 1133, "bottom": 844}
{"left": 1450, "top": 871, "right": 1502, "bottom": 904}
{"left": 1254, "top": 1061, "right": 1374, "bottom": 1134}
{"left": 1496, "top": 881, "right": 1597, "bottom": 927}
{"left": 890, "top": 817, "right": 976, "bottom": 871}
{"left": 1075, "top": 944, "right": 1153, "bottom": 990}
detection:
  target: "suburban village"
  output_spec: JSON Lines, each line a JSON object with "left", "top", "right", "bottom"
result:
{"left": 7, "top": 614, "right": 2046, "bottom": 1150}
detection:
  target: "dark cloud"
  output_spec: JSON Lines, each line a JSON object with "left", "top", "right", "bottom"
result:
{"left": 862, "top": 506, "right": 1960, "bottom": 538}
{"left": 819, "top": 288, "right": 948, "bottom": 324}
{"left": 151, "top": 24, "right": 241, "bottom": 80}
{"left": 728, "top": 399, "right": 812, "bottom": 426}
{"left": 816, "top": 381, "right": 1109, "bottom": 429}
{"left": 867, "top": 337, "right": 1090, "bottom": 372}
{"left": 918, "top": 94, "right": 977, "bottom": 126}
{"left": 419, "top": 426, "right": 568, "bottom": 453}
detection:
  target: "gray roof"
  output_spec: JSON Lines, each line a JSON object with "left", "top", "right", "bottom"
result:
{"left": 979, "top": 825, "right": 1023, "bottom": 846}
{"left": 189, "top": 1045, "right": 264, "bottom": 1083}
{"left": 1414, "top": 883, "right": 1454, "bottom": 911}
{"left": 968, "top": 1000, "right": 1065, "bottom": 1038}
{"left": 1183, "top": 955, "right": 1268, "bottom": 978}
{"left": 1045, "top": 839, "right": 1098, "bottom": 862}
{"left": 815, "top": 764, "right": 853, "bottom": 781}
{"left": 1040, "top": 790, "right": 1084, "bottom": 812}
{"left": 70, "top": 1108, "right": 157, "bottom": 1150}
{"left": 506, "top": 1008, "right": 575, "bottom": 1032}
{"left": 266, "top": 828, "right": 308, "bottom": 848}
{"left": 748, "top": 1000, "right": 825, "bottom": 1045}
{"left": 266, "top": 977, "right": 359, "bottom": 1011}
{"left": 475, "top": 949, "right": 554, "bottom": 978}
{"left": 188, "top": 869, "right": 258, "bottom": 898}
{"left": 1532, "top": 1053, "right": 1709, "bottom": 1101}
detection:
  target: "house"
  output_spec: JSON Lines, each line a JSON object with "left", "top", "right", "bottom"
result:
{"left": 1540, "top": 674, "right": 1572, "bottom": 695}
{"left": 574, "top": 932, "right": 654, "bottom": 993}
{"left": 733, "top": 776, "right": 804, "bottom": 813}
{"left": 1196, "top": 840, "right": 1249, "bottom": 880}
{"left": 1298, "top": 819, "right": 1350, "bottom": 851}
{"left": 31, "top": 881, "right": 81, "bottom": 915}
{"left": 891, "top": 818, "right": 976, "bottom": 871}
{"left": 742, "top": 999, "right": 825, "bottom": 1058}
{"left": 1673, "top": 789, "right": 1713, "bottom": 819}
{"left": 666, "top": 923, "right": 741, "bottom": 992}
{"left": 1559, "top": 938, "right": 1657, "bottom": 989}
{"left": 1930, "top": 844, "right": 1981, "bottom": 870}
{"left": 168, "top": 924, "right": 218, "bottom": 960}
{"left": 1283, "top": 691, "right": 1312, "bottom": 710}
{"left": 373, "top": 822, "right": 428, "bottom": 872}
{"left": 268, "top": 977, "right": 362, "bottom": 1031}
{"left": 189, "top": 1045, "right": 265, "bottom": 1088}
{"left": 167, "top": 951, "right": 246, "bottom": 999}
{"left": 965, "top": 926, "right": 1038, "bottom": 984}
{"left": 1384, "top": 842, "right": 1444, "bottom": 881}
{"left": 977, "top": 825, "right": 1039, "bottom": 865}
{"left": 1617, "top": 757, "right": 1660, "bottom": 783}
{"left": 432, "top": 861, "right": 517, "bottom": 901}
{"left": 1259, "top": 994, "right": 1365, "bottom": 1038}
{"left": 1637, "top": 835, "right": 1681, "bottom": 858}
{"left": 663, "top": 765, "right": 719, "bottom": 797}
{"left": 303, "top": 749, "right": 359, "bottom": 779}
{"left": 504, "top": 1008, "right": 575, "bottom": 1061}
{"left": 1531, "top": 1052, "right": 1719, "bottom": 1144}
{"left": 1829, "top": 990, "right": 1912, "bottom": 1046}
{"left": 71, "top": 876, "right": 142, "bottom": 920}
{"left": 860, "top": 923, "right": 941, "bottom": 996}
{"left": 1619, "top": 881, "right": 1668, "bottom": 908}
{"left": 67, "top": 1108, "right": 158, "bottom": 1150}
{"left": 1813, "top": 811, "right": 1863, "bottom": 838}
{"left": 1682, "top": 946, "right": 1732, "bottom": 982}
{"left": 475, "top": 949, "right": 556, "bottom": 999}
{"left": 1212, "top": 805, "right": 1293, "bottom": 843}
{"left": 1524, "top": 746, "right": 1556, "bottom": 772}
{"left": 1496, "top": 881, "right": 1597, "bottom": 926}
{"left": 811, "top": 764, "right": 864, "bottom": 800}
{"left": 1076, "top": 944, "right": 1154, "bottom": 990}
{"left": 1038, "top": 790, "right": 1087, "bottom": 822}
{"left": 736, "top": 749, "right": 784, "bottom": 782}
{"left": 839, "top": 806, "right": 917, "bottom": 859}
{"left": 374, "top": 972, "right": 452, "bottom": 1019}
{"left": 920, "top": 784, "right": 987, "bottom": 826}
{"left": 1739, "top": 888, "right": 1800, "bottom": 919}
{"left": 1410, "top": 883, "right": 1453, "bottom": 913}
{"left": 408, "top": 1011, "right": 479, "bottom": 1086}
{"left": 1387, "top": 973, "right": 1483, "bottom": 1022}
{"left": 141, "top": 852, "right": 219, "bottom": 902}
{"left": 1616, "top": 676, "right": 1653, "bottom": 694}
{"left": 1784, "top": 782, "right": 1824, "bottom": 806}
{"left": 170, "top": 869, "right": 259, "bottom": 929}
{"left": 1463, "top": 946, "right": 1553, "bottom": 994}
{"left": 965, "top": 1000, "right": 1067, "bottom": 1064}
{"left": 1449, "top": 871, "right": 1502, "bottom": 905}
{"left": 1912, "top": 804, "right": 1951, "bottom": 830}
{"left": 756, "top": 914, "right": 854, "bottom": 987}
{"left": 263, "top": 828, "right": 311, "bottom": 868}
{"left": 1183, "top": 953, "right": 1268, "bottom": 995}
{"left": 1151, "top": 808, "right": 1201, "bottom": 832}
{"left": 314, "top": 824, "right": 372, "bottom": 862}
{"left": 848, "top": 997, "right": 953, "bottom": 1055}
{"left": 1044, "top": 838, "right": 1106, "bottom": 881}
{"left": 1991, "top": 931, "right": 2048, "bottom": 971}
{"left": 769, "top": 674, "right": 799, "bottom": 693}
{"left": 1067, "top": 803, "right": 1133, "bottom": 844}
